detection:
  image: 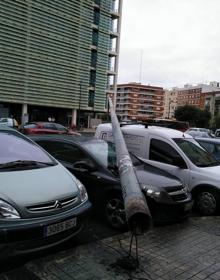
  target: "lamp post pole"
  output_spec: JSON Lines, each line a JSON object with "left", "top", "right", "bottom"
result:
{"left": 168, "top": 100, "right": 174, "bottom": 119}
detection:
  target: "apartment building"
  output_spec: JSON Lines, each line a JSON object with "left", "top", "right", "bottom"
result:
{"left": 116, "top": 83, "right": 165, "bottom": 121}
{"left": 0, "top": 0, "right": 122, "bottom": 127}
{"left": 163, "top": 88, "right": 178, "bottom": 119}
{"left": 177, "top": 83, "right": 220, "bottom": 116}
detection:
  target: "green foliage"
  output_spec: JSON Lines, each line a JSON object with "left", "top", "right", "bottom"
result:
{"left": 174, "top": 105, "right": 211, "bottom": 127}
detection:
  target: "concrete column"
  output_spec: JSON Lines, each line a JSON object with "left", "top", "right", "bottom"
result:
{"left": 210, "top": 94, "right": 215, "bottom": 117}
{"left": 71, "top": 109, "right": 77, "bottom": 127}
{"left": 21, "top": 104, "right": 29, "bottom": 124}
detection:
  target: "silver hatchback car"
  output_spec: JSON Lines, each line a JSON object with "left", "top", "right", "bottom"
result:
{"left": 0, "top": 127, "right": 91, "bottom": 257}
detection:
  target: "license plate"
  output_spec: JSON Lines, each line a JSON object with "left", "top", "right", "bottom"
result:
{"left": 45, "top": 217, "right": 77, "bottom": 237}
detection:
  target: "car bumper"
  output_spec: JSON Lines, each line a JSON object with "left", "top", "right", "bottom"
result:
{"left": 147, "top": 198, "right": 193, "bottom": 223}
{"left": 0, "top": 200, "right": 91, "bottom": 257}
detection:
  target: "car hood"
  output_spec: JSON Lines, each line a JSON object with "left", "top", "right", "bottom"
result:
{"left": 199, "top": 164, "right": 220, "bottom": 178}
{"left": 135, "top": 164, "right": 183, "bottom": 189}
{"left": 0, "top": 163, "right": 80, "bottom": 218}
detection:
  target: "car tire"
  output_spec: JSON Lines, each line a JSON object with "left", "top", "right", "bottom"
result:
{"left": 104, "top": 194, "right": 127, "bottom": 230}
{"left": 195, "top": 188, "right": 220, "bottom": 215}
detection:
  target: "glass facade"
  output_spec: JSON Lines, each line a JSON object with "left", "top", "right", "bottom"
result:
{"left": 0, "top": 0, "right": 122, "bottom": 114}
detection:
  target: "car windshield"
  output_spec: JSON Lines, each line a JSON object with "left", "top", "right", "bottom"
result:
{"left": 174, "top": 138, "right": 219, "bottom": 167}
{"left": 83, "top": 140, "right": 141, "bottom": 171}
{"left": 0, "top": 130, "right": 55, "bottom": 167}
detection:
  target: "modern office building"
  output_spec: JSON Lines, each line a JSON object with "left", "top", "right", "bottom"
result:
{"left": 116, "top": 83, "right": 165, "bottom": 121}
{"left": 0, "top": 0, "right": 122, "bottom": 126}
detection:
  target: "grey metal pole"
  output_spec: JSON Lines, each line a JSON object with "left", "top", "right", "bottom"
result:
{"left": 108, "top": 97, "right": 152, "bottom": 233}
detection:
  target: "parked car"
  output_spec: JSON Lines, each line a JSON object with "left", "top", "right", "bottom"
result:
{"left": 0, "top": 127, "right": 91, "bottom": 257}
{"left": 95, "top": 123, "right": 220, "bottom": 216}
{"left": 195, "top": 138, "right": 220, "bottom": 161}
{"left": 185, "top": 130, "right": 212, "bottom": 138}
{"left": 19, "top": 122, "right": 81, "bottom": 136}
{"left": 0, "top": 117, "right": 18, "bottom": 128}
{"left": 185, "top": 128, "right": 214, "bottom": 138}
{"left": 31, "top": 135, "right": 193, "bottom": 230}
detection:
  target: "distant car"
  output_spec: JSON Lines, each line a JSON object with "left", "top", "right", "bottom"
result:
{"left": 186, "top": 128, "right": 214, "bottom": 138}
{"left": 195, "top": 137, "right": 220, "bottom": 161}
{"left": 31, "top": 135, "right": 193, "bottom": 230}
{"left": 0, "top": 127, "right": 91, "bottom": 257}
{"left": 0, "top": 117, "right": 18, "bottom": 128}
{"left": 185, "top": 130, "right": 212, "bottom": 138}
{"left": 19, "top": 122, "right": 81, "bottom": 136}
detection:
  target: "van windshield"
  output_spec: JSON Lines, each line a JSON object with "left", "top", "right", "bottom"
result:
{"left": 174, "top": 138, "right": 219, "bottom": 167}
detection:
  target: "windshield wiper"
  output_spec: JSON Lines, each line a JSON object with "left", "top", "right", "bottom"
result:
{"left": 0, "top": 160, "right": 55, "bottom": 170}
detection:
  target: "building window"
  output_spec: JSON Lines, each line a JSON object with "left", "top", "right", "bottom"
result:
{"left": 94, "top": 0, "right": 100, "bottom": 5}
{"left": 93, "top": 8, "right": 100, "bottom": 25}
{"left": 92, "top": 30, "right": 98, "bottom": 46}
{"left": 90, "top": 70, "right": 96, "bottom": 87}
{"left": 88, "top": 90, "right": 95, "bottom": 107}
{"left": 91, "top": 50, "right": 97, "bottom": 67}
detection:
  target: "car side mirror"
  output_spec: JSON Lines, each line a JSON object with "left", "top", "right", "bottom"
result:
{"left": 172, "top": 155, "right": 186, "bottom": 169}
{"left": 72, "top": 161, "right": 96, "bottom": 172}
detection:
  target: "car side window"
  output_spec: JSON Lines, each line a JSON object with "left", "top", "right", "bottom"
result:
{"left": 37, "top": 141, "right": 93, "bottom": 165}
{"left": 149, "top": 138, "right": 184, "bottom": 166}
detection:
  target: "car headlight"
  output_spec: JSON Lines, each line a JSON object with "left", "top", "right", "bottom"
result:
{"left": 0, "top": 199, "right": 20, "bottom": 219}
{"left": 76, "top": 179, "right": 88, "bottom": 203}
{"left": 142, "top": 185, "right": 161, "bottom": 200}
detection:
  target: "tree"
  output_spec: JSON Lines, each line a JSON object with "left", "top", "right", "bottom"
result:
{"left": 174, "top": 105, "right": 211, "bottom": 127}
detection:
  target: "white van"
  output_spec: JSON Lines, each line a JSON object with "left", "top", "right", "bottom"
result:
{"left": 95, "top": 123, "right": 220, "bottom": 215}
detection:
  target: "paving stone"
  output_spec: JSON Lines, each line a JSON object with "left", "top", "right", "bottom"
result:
{"left": 2, "top": 217, "right": 220, "bottom": 280}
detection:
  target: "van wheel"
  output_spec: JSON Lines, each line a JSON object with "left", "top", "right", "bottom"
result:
{"left": 105, "top": 194, "right": 127, "bottom": 230}
{"left": 195, "top": 188, "right": 220, "bottom": 215}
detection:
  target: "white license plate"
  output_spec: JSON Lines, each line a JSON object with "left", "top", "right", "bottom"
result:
{"left": 45, "top": 217, "right": 77, "bottom": 237}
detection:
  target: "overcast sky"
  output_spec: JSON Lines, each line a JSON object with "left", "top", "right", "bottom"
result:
{"left": 118, "top": 0, "right": 220, "bottom": 89}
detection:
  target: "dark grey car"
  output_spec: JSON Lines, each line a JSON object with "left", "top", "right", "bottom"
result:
{"left": 31, "top": 135, "right": 193, "bottom": 229}
{"left": 195, "top": 137, "right": 220, "bottom": 161}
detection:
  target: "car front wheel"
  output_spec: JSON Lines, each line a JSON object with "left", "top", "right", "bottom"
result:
{"left": 196, "top": 188, "right": 220, "bottom": 215}
{"left": 105, "top": 195, "right": 127, "bottom": 230}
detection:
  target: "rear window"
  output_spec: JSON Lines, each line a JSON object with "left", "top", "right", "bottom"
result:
{"left": 0, "top": 130, "right": 54, "bottom": 165}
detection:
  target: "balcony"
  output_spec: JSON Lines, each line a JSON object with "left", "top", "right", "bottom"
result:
{"left": 107, "top": 66, "right": 116, "bottom": 75}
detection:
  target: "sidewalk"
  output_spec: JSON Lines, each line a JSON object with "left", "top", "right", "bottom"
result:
{"left": 2, "top": 216, "right": 220, "bottom": 280}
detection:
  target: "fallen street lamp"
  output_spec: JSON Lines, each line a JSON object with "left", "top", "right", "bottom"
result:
{"left": 108, "top": 97, "right": 152, "bottom": 234}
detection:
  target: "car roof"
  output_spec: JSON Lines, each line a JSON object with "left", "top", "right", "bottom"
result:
{"left": 195, "top": 137, "right": 220, "bottom": 143}
{"left": 0, "top": 125, "right": 14, "bottom": 131}
{"left": 26, "top": 122, "right": 61, "bottom": 125}
{"left": 97, "top": 123, "right": 192, "bottom": 139}
{"left": 29, "top": 134, "right": 104, "bottom": 146}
